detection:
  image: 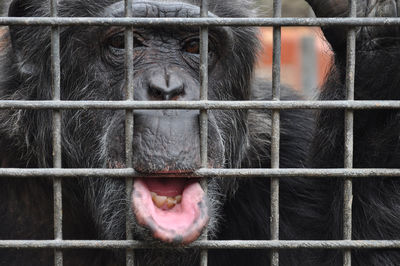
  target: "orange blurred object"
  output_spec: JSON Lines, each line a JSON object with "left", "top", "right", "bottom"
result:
{"left": 256, "top": 27, "right": 333, "bottom": 93}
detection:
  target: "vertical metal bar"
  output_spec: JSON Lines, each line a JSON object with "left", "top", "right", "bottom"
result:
{"left": 50, "top": 0, "right": 63, "bottom": 265}
{"left": 199, "top": 0, "right": 209, "bottom": 265}
{"left": 343, "top": 0, "right": 356, "bottom": 265}
{"left": 124, "top": 0, "right": 135, "bottom": 265}
{"left": 271, "top": 1, "right": 281, "bottom": 266}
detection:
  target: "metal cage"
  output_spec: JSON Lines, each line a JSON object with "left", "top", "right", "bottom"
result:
{"left": 1, "top": 0, "right": 400, "bottom": 265}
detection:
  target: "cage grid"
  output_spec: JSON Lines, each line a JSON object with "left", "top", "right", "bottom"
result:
{"left": 1, "top": 0, "right": 400, "bottom": 265}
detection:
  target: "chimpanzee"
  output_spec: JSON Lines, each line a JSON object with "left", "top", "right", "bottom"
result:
{"left": 1, "top": 0, "right": 399, "bottom": 265}
{"left": 306, "top": 0, "right": 400, "bottom": 265}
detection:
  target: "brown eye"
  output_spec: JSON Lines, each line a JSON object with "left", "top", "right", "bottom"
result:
{"left": 108, "top": 34, "right": 125, "bottom": 49}
{"left": 183, "top": 39, "right": 200, "bottom": 54}
{"left": 107, "top": 33, "right": 145, "bottom": 50}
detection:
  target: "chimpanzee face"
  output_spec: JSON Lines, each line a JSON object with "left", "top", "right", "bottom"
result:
{"left": 4, "top": 0, "right": 258, "bottom": 245}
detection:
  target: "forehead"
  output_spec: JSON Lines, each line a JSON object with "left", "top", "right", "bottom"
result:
{"left": 104, "top": 1, "right": 203, "bottom": 18}
{"left": 56, "top": 0, "right": 251, "bottom": 19}
{"left": 57, "top": 0, "right": 200, "bottom": 17}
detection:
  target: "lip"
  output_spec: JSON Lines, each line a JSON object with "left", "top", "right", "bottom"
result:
{"left": 132, "top": 177, "right": 209, "bottom": 244}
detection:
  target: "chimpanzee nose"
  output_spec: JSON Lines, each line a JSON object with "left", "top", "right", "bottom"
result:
{"left": 148, "top": 72, "right": 185, "bottom": 100}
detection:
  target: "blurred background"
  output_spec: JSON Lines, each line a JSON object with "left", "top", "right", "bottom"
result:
{"left": 254, "top": 0, "right": 333, "bottom": 98}
{"left": 256, "top": 0, "right": 312, "bottom": 17}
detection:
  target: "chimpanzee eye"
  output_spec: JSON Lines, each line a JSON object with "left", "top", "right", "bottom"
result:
{"left": 108, "top": 34, "right": 125, "bottom": 49}
{"left": 107, "top": 33, "right": 145, "bottom": 50}
{"left": 183, "top": 39, "right": 200, "bottom": 54}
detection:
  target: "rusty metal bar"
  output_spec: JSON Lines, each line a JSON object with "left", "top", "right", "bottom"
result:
{"left": 199, "top": 0, "right": 209, "bottom": 265}
{"left": 124, "top": 0, "right": 135, "bottom": 265}
{"left": 1, "top": 240, "right": 400, "bottom": 249}
{"left": 1, "top": 100, "right": 400, "bottom": 110}
{"left": 270, "top": 0, "right": 281, "bottom": 265}
{"left": 1, "top": 17, "right": 400, "bottom": 27}
{"left": 343, "top": 0, "right": 357, "bottom": 265}
{"left": 1, "top": 168, "right": 400, "bottom": 178}
{"left": 50, "top": 0, "right": 63, "bottom": 265}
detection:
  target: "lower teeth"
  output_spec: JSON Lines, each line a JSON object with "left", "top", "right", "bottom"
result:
{"left": 151, "top": 192, "right": 182, "bottom": 210}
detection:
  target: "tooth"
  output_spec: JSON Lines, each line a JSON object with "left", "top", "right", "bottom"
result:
{"left": 176, "top": 195, "right": 182, "bottom": 204}
{"left": 166, "top": 197, "right": 177, "bottom": 209}
{"left": 152, "top": 194, "right": 167, "bottom": 208}
{"left": 151, "top": 192, "right": 157, "bottom": 200}
{"left": 151, "top": 192, "right": 183, "bottom": 210}
{"left": 151, "top": 192, "right": 159, "bottom": 204}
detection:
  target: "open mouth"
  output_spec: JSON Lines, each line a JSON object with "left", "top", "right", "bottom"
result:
{"left": 132, "top": 178, "right": 209, "bottom": 244}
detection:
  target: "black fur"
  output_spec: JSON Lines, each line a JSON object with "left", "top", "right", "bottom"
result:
{"left": 306, "top": 0, "right": 400, "bottom": 265}
{"left": 0, "top": 1, "right": 315, "bottom": 266}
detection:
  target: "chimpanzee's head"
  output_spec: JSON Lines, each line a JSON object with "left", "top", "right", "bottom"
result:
{"left": 1, "top": 0, "right": 259, "bottom": 244}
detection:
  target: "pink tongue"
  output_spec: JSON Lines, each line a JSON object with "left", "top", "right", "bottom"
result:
{"left": 132, "top": 178, "right": 209, "bottom": 244}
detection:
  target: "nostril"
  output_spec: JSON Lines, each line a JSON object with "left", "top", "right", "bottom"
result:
{"left": 148, "top": 74, "right": 185, "bottom": 100}
{"left": 148, "top": 75, "right": 168, "bottom": 100}
{"left": 165, "top": 83, "right": 184, "bottom": 100}
{"left": 149, "top": 84, "right": 164, "bottom": 100}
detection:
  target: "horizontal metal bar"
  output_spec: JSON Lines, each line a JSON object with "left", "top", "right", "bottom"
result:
{"left": 1, "top": 240, "right": 400, "bottom": 249}
{"left": 1, "top": 17, "right": 400, "bottom": 27}
{"left": 0, "top": 100, "right": 400, "bottom": 110}
{"left": 1, "top": 168, "right": 400, "bottom": 178}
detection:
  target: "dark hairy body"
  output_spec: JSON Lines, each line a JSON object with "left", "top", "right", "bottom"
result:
{"left": 306, "top": 0, "right": 400, "bottom": 265}
{"left": 1, "top": 0, "right": 400, "bottom": 265}
{"left": 0, "top": 0, "right": 314, "bottom": 265}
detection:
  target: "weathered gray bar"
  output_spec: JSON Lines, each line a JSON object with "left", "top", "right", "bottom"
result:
{"left": 199, "top": 0, "right": 209, "bottom": 265}
{"left": 1, "top": 100, "right": 400, "bottom": 110}
{"left": 0, "top": 17, "right": 400, "bottom": 26}
{"left": 1, "top": 240, "right": 400, "bottom": 249}
{"left": 49, "top": 0, "right": 63, "bottom": 265}
{"left": 124, "top": 0, "right": 135, "bottom": 265}
{"left": 270, "top": 0, "right": 281, "bottom": 265}
{"left": 0, "top": 168, "right": 400, "bottom": 178}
